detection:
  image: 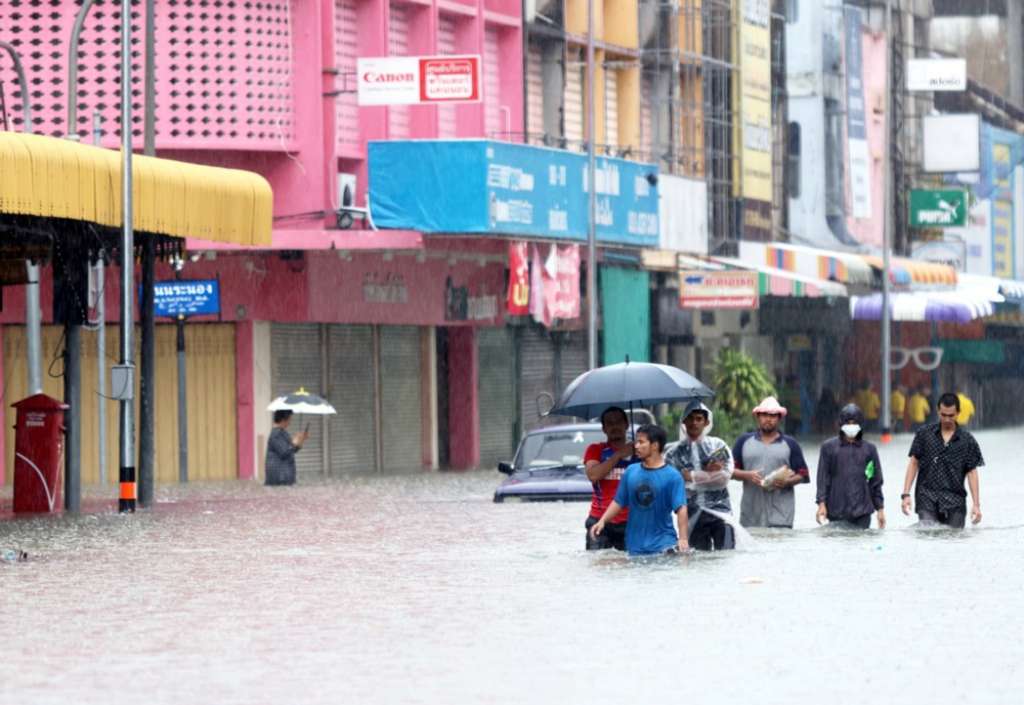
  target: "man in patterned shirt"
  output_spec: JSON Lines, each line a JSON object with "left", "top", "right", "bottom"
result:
{"left": 665, "top": 401, "right": 735, "bottom": 550}
{"left": 901, "top": 392, "right": 984, "bottom": 528}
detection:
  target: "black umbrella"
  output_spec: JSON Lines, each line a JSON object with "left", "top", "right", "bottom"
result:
{"left": 549, "top": 360, "right": 713, "bottom": 420}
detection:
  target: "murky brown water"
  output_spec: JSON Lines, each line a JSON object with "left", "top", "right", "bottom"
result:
{"left": 1, "top": 428, "right": 1021, "bottom": 704}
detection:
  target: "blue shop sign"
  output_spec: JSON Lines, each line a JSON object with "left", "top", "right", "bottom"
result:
{"left": 148, "top": 279, "right": 221, "bottom": 318}
{"left": 368, "top": 140, "right": 659, "bottom": 247}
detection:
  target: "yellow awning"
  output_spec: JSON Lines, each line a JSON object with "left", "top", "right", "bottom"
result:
{"left": 0, "top": 132, "right": 272, "bottom": 246}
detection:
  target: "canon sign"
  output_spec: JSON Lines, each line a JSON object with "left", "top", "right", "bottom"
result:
{"left": 362, "top": 71, "right": 416, "bottom": 83}
{"left": 357, "top": 55, "right": 481, "bottom": 106}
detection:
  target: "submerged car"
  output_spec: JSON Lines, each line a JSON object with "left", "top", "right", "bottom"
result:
{"left": 493, "top": 423, "right": 603, "bottom": 503}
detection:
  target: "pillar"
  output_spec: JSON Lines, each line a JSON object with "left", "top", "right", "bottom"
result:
{"left": 447, "top": 326, "right": 480, "bottom": 470}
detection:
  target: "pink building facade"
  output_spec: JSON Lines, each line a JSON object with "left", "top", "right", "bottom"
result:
{"left": 0, "top": 0, "right": 525, "bottom": 481}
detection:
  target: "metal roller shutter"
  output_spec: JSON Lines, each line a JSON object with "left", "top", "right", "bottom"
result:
{"left": 437, "top": 15, "right": 459, "bottom": 139}
{"left": 477, "top": 326, "right": 516, "bottom": 466}
{"left": 605, "top": 67, "right": 618, "bottom": 151}
{"left": 388, "top": 4, "right": 411, "bottom": 139}
{"left": 271, "top": 323, "right": 325, "bottom": 476}
{"left": 564, "top": 48, "right": 584, "bottom": 148}
{"left": 526, "top": 44, "right": 545, "bottom": 140}
{"left": 327, "top": 325, "right": 377, "bottom": 474}
{"left": 557, "top": 331, "right": 589, "bottom": 397}
{"left": 518, "top": 325, "right": 556, "bottom": 432}
{"left": 379, "top": 326, "right": 423, "bottom": 472}
{"left": 484, "top": 26, "right": 503, "bottom": 139}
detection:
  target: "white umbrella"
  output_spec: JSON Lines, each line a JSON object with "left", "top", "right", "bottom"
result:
{"left": 267, "top": 388, "right": 337, "bottom": 415}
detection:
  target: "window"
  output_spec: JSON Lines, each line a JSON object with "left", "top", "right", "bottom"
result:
{"left": 787, "top": 122, "right": 801, "bottom": 199}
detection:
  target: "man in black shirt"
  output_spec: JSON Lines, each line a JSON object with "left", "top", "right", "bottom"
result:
{"left": 901, "top": 392, "right": 984, "bottom": 528}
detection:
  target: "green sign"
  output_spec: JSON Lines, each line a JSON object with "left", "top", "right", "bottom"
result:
{"left": 909, "top": 189, "right": 968, "bottom": 227}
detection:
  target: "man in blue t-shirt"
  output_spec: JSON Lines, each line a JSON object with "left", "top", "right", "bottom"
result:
{"left": 589, "top": 424, "right": 690, "bottom": 556}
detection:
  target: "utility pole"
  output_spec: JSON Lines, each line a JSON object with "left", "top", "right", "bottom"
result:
{"left": 0, "top": 42, "right": 42, "bottom": 397}
{"left": 586, "top": 0, "right": 598, "bottom": 370}
{"left": 119, "top": 0, "right": 137, "bottom": 513}
{"left": 881, "top": 0, "right": 893, "bottom": 443}
{"left": 93, "top": 111, "right": 108, "bottom": 487}
{"left": 138, "top": 0, "right": 157, "bottom": 507}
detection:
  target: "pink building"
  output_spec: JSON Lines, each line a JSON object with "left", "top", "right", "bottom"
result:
{"left": 0, "top": 0, "right": 525, "bottom": 483}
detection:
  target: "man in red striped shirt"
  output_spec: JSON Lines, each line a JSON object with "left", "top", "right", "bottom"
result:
{"left": 583, "top": 406, "right": 636, "bottom": 550}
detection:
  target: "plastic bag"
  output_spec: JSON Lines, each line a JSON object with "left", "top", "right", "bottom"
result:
{"left": 760, "top": 465, "right": 794, "bottom": 491}
{"left": 690, "top": 469, "right": 731, "bottom": 491}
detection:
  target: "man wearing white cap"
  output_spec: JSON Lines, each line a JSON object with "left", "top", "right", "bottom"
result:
{"left": 731, "top": 396, "right": 810, "bottom": 528}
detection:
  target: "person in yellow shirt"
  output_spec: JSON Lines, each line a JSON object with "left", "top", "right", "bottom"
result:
{"left": 891, "top": 385, "right": 907, "bottom": 432}
{"left": 854, "top": 380, "right": 881, "bottom": 430}
{"left": 956, "top": 392, "right": 976, "bottom": 426}
{"left": 908, "top": 387, "right": 931, "bottom": 431}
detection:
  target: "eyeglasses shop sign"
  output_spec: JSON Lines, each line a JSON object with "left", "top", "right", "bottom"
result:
{"left": 909, "top": 189, "right": 968, "bottom": 228}
{"left": 678, "top": 271, "right": 759, "bottom": 310}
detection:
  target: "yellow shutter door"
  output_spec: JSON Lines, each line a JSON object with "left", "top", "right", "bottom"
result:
{"left": 3, "top": 323, "right": 237, "bottom": 486}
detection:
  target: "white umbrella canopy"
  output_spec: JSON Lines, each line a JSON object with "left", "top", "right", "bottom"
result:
{"left": 267, "top": 388, "right": 337, "bottom": 415}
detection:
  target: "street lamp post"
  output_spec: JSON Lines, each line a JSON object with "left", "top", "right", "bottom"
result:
{"left": 586, "top": 0, "right": 598, "bottom": 370}
{"left": 0, "top": 42, "right": 42, "bottom": 397}
{"left": 118, "top": 0, "right": 137, "bottom": 512}
{"left": 881, "top": 0, "right": 893, "bottom": 442}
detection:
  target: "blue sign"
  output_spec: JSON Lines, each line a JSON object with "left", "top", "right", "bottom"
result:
{"left": 151, "top": 279, "right": 220, "bottom": 318}
{"left": 368, "top": 140, "right": 659, "bottom": 247}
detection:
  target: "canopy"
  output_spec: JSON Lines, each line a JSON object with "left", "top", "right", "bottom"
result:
{"left": 712, "top": 257, "right": 849, "bottom": 298}
{"left": 0, "top": 132, "right": 272, "bottom": 246}
{"left": 738, "top": 240, "right": 874, "bottom": 286}
{"left": 860, "top": 255, "right": 957, "bottom": 286}
{"left": 849, "top": 290, "right": 998, "bottom": 322}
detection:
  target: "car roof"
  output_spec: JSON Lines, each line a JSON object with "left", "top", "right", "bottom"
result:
{"left": 524, "top": 422, "right": 603, "bottom": 435}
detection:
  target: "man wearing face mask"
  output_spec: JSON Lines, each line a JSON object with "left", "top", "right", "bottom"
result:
{"left": 815, "top": 404, "right": 886, "bottom": 529}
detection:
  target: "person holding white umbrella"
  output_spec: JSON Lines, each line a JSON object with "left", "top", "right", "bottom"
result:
{"left": 265, "top": 388, "right": 336, "bottom": 486}
{"left": 265, "top": 410, "right": 308, "bottom": 486}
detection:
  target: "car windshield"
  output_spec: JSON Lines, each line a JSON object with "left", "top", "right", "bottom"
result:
{"left": 514, "top": 429, "right": 605, "bottom": 470}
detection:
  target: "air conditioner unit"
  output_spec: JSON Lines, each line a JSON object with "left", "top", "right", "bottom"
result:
{"left": 336, "top": 172, "right": 368, "bottom": 229}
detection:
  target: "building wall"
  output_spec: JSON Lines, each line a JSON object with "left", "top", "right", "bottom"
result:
{"left": 0, "top": 0, "right": 524, "bottom": 232}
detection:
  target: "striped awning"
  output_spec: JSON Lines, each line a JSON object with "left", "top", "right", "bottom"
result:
{"left": 861, "top": 255, "right": 958, "bottom": 286}
{"left": 850, "top": 290, "right": 997, "bottom": 322}
{"left": 1, "top": 132, "right": 272, "bottom": 245}
{"left": 739, "top": 241, "right": 874, "bottom": 285}
{"left": 713, "top": 257, "right": 848, "bottom": 298}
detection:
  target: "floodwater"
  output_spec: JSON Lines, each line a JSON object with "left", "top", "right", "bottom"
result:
{"left": 1, "top": 427, "right": 1022, "bottom": 705}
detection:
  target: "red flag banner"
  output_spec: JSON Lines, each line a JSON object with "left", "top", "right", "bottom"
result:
{"left": 506, "top": 241, "right": 529, "bottom": 315}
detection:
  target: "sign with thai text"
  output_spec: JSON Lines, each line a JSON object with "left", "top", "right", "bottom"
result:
{"left": 678, "top": 271, "right": 759, "bottom": 310}
{"left": 357, "top": 55, "right": 481, "bottom": 106}
{"left": 151, "top": 279, "right": 220, "bottom": 318}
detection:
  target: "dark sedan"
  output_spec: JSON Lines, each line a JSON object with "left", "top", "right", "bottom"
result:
{"left": 493, "top": 423, "right": 605, "bottom": 503}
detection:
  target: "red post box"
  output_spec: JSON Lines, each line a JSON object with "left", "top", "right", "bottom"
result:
{"left": 12, "top": 394, "right": 68, "bottom": 514}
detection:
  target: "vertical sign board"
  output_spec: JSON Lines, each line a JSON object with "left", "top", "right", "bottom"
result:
{"left": 844, "top": 7, "right": 871, "bottom": 220}
{"left": 738, "top": 0, "right": 773, "bottom": 241}
{"left": 358, "top": 55, "right": 482, "bottom": 105}
{"left": 981, "top": 124, "right": 1020, "bottom": 279}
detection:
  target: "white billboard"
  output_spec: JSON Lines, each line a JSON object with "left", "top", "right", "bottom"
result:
{"left": 658, "top": 175, "right": 708, "bottom": 254}
{"left": 357, "top": 55, "right": 482, "bottom": 106}
{"left": 907, "top": 58, "right": 967, "bottom": 92}
{"left": 922, "top": 113, "right": 981, "bottom": 173}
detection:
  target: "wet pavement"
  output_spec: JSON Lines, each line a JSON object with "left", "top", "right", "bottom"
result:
{"left": 1, "top": 426, "right": 1022, "bottom": 704}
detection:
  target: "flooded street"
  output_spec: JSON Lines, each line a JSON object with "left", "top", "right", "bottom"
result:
{"left": 2, "top": 426, "right": 1022, "bottom": 705}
